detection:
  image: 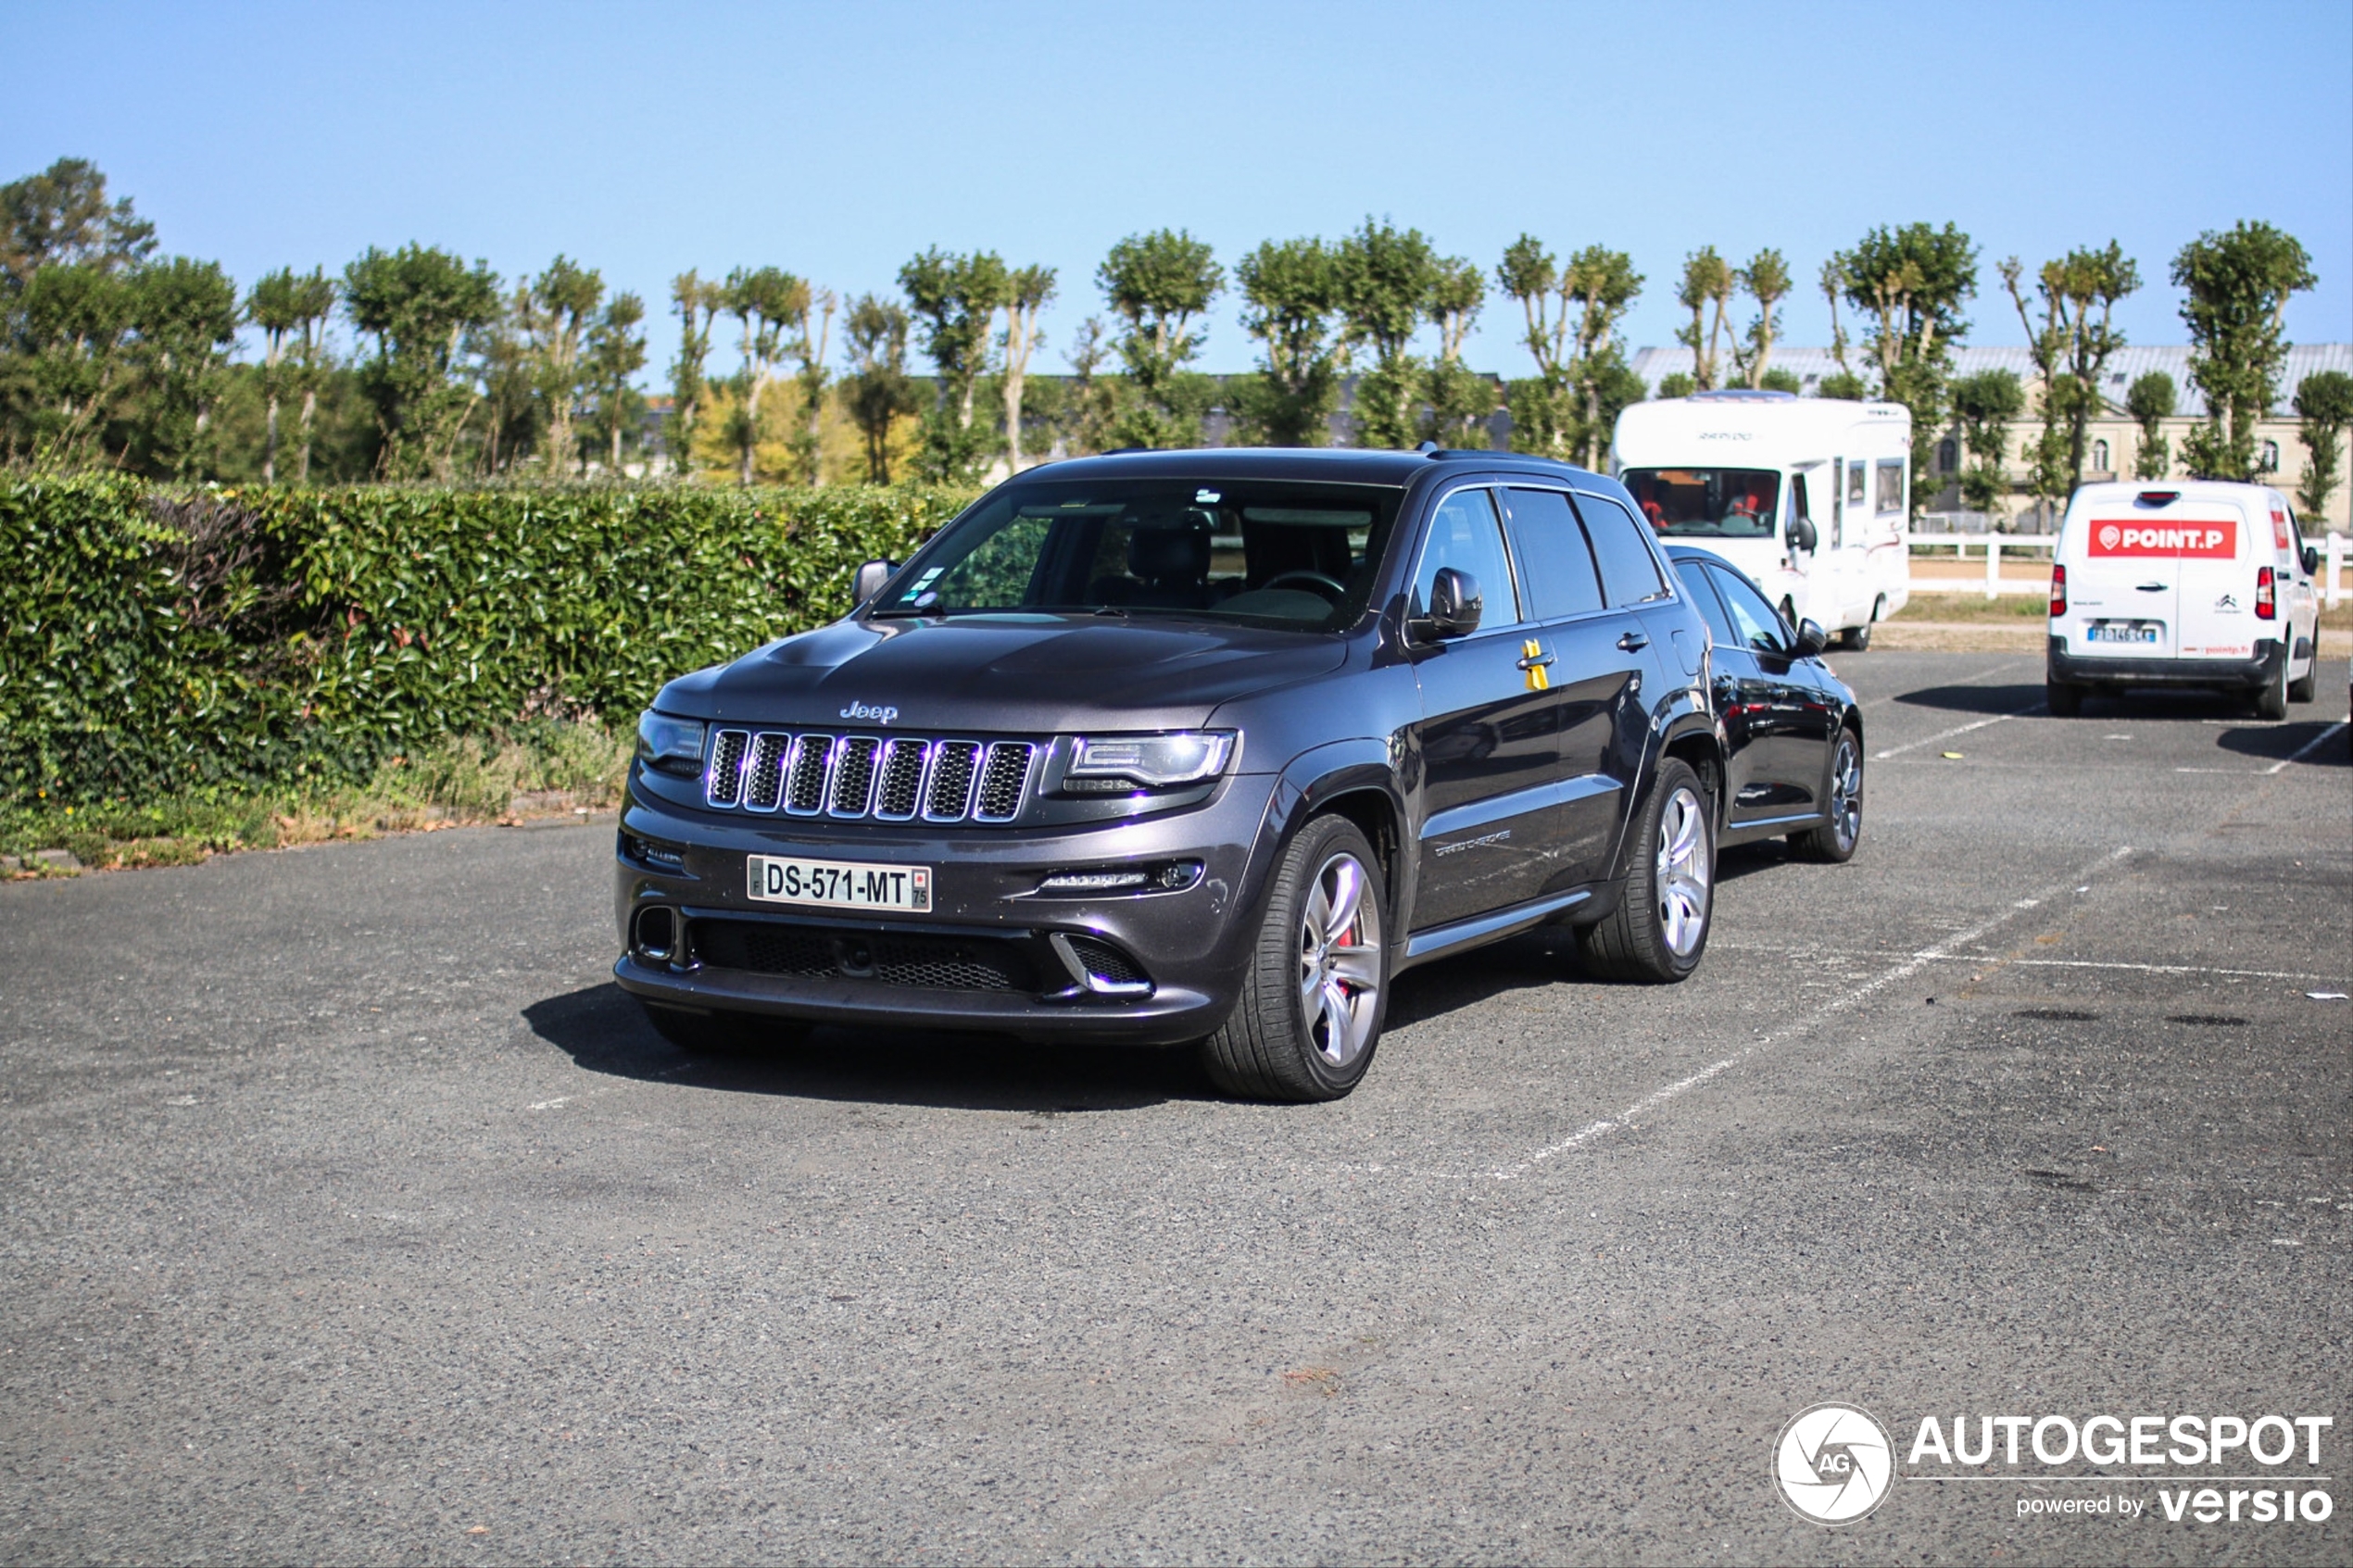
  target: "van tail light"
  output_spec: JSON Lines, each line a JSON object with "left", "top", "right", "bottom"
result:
{"left": 2049, "top": 563, "right": 2067, "bottom": 618}
{"left": 2255, "top": 566, "right": 2275, "bottom": 621}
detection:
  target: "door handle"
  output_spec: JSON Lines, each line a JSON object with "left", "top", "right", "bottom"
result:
{"left": 2135, "top": 582, "right": 2167, "bottom": 592}
{"left": 1617, "top": 631, "right": 1650, "bottom": 651}
{"left": 1516, "top": 650, "right": 1555, "bottom": 670}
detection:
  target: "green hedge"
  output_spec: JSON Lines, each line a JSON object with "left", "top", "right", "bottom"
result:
{"left": 0, "top": 477, "right": 977, "bottom": 803}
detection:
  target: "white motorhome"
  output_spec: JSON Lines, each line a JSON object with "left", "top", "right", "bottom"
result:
{"left": 1611, "top": 391, "right": 1911, "bottom": 646}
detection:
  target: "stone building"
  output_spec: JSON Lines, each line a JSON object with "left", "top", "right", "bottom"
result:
{"left": 1628, "top": 345, "right": 2353, "bottom": 531}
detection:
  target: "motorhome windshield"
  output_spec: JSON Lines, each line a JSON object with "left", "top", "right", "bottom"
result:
{"left": 870, "top": 477, "right": 1404, "bottom": 631}
{"left": 1621, "top": 468, "right": 1782, "bottom": 539}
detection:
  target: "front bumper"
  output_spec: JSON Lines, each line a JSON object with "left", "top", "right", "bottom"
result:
{"left": 610, "top": 768, "right": 1286, "bottom": 1046}
{"left": 2047, "top": 635, "right": 2284, "bottom": 691}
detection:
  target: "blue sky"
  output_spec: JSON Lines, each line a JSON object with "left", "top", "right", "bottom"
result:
{"left": 6, "top": 0, "right": 2348, "bottom": 381}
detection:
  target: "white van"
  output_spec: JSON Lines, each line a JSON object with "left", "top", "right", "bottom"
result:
{"left": 2046, "top": 480, "right": 2322, "bottom": 719}
{"left": 1612, "top": 390, "right": 1912, "bottom": 647}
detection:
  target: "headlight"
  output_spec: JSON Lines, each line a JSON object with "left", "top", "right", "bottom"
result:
{"left": 635, "top": 711, "right": 707, "bottom": 777}
{"left": 1065, "top": 731, "right": 1235, "bottom": 790}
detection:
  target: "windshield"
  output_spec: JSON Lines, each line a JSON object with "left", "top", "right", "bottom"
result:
{"left": 873, "top": 477, "right": 1404, "bottom": 631}
{"left": 1621, "top": 468, "right": 1783, "bottom": 539}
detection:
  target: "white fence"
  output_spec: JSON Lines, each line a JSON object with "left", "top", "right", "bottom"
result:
{"left": 1906, "top": 532, "right": 2349, "bottom": 604}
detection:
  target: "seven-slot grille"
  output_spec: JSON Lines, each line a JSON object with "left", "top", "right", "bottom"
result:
{"left": 705, "top": 730, "right": 1037, "bottom": 824}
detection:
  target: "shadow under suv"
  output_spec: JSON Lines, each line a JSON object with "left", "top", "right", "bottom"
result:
{"left": 615, "top": 447, "right": 1733, "bottom": 1100}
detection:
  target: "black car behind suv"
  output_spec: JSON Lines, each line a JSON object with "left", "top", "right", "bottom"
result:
{"left": 617, "top": 448, "right": 1783, "bottom": 1099}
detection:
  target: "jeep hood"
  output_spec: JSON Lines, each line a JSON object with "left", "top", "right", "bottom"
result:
{"left": 656, "top": 615, "right": 1351, "bottom": 736}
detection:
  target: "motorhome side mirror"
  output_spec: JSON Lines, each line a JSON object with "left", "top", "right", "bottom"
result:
{"left": 1790, "top": 515, "right": 1818, "bottom": 555}
{"left": 2301, "top": 545, "right": 2320, "bottom": 578}
{"left": 1419, "top": 567, "right": 1483, "bottom": 641}
{"left": 1793, "top": 618, "right": 1830, "bottom": 658}
{"left": 852, "top": 558, "right": 896, "bottom": 607}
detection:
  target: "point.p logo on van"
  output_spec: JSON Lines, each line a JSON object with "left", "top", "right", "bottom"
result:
{"left": 2088, "top": 519, "right": 2235, "bottom": 558}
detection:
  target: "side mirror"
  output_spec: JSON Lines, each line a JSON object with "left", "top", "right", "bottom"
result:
{"left": 2301, "top": 545, "right": 2320, "bottom": 578}
{"left": 1790, "top": 515, "right": 1818, "bottom": 555}
{"left": 1793, "top": 618, "right": 1830, "bottom": 658}
{"left": 1419, "top": 567, "right": 1483, "bottom": 641}
{"left": 852, "top": 558, "right": 896, "bottom": 607}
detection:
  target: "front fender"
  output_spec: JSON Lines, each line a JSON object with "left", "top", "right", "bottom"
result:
{"left": 1250, "top": 736, "right": 1412, "bottom": 932}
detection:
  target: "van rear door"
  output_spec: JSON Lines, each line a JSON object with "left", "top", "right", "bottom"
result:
{"left": 2150, "top": 502, "right": 2256, "bottom": 659}
{"left": 2064, "top": 500, "right": 2242, "bottom": 660}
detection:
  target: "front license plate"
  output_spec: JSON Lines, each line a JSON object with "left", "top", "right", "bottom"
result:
{"left": 2087, "top": 621, "right": 2161, "bottom": 645}
{"left": 747, "top": 855, "right": 931, "bottom": 911}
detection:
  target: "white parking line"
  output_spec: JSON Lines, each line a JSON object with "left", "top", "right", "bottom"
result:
{"left": 1874, "top": 698, "right": 2047, "bottom": 759}
{"left": 1489, "top": 845, "right": 2134, "bottom": 1180}
{"left": 2268, "top": 721, "right": 2348, "bottom": 774}
{"left": 1710, "top": 941, "right": 2338, "bottom": 984}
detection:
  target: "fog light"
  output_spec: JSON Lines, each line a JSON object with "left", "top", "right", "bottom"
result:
{"left": 634, "top": 905, "right": 678, "bottom": 960}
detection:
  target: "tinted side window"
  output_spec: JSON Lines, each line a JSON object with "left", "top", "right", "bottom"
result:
{"left": 1498, "top": 488, "right": 1604, "bottom": 621}
{"left": 1673, "top": 559, "right": 1740, "bottom": 647}
{"left": 1708, "top": 564, "right": 1790, "bottom": 655}
{"left": 1415, "top": 487, "right": 1518, "bottom": 623}
{"left": 1573, "top": 494, "right": 1668, "bottom": 606}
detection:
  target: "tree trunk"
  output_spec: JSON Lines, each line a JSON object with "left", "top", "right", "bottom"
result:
{"left": 297, "top": 386, "right": 317, "bottom": 483}
{"left": 740, "top": 373, "right": 761, "bottom": 485}
{"left": 263, "top": 391, "right": 280, "bottom": 484}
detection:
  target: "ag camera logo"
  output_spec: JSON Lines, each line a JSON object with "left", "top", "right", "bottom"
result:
{"left": 1775, "top": 1402, "right": 1894, "bottom": 1525}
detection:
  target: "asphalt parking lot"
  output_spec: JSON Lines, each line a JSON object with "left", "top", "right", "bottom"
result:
{"left": 2, "top": 650, "right": 2347, "bottom": 1565}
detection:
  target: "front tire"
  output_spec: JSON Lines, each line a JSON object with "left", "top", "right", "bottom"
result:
{"left": 1200, "top": 816, "right": 1388, "bottom": 1102}
{"left": 1577, "top": 758, "right": 1715, "bottom": 983}
{"left": 2287, "top": 657, "right": 2316, "bottom": 705}
{"left": 1841, "top": 597, "right": 1882, "bottom": 651}
{"left": 1791, "top": 727, "right": 1863, "bottom": 862}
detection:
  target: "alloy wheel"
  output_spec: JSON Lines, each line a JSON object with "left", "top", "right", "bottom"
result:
{"left": 1298, "top": 851, "right": 1383, "bottom": 1068}
{"left": 1655, "top": 786, "right": 1712, "bottom": 957}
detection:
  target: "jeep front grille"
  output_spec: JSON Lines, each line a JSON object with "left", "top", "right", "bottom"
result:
{"left": 703, "top": 731, "right": 1037, "bottom": 825}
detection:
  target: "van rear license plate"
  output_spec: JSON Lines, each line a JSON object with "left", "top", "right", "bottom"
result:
{"left": 2087, "top": 621, "right": 2161, "bottom": 645}
{"left": 747, "top": 855, "right": 931, "bottom": 911}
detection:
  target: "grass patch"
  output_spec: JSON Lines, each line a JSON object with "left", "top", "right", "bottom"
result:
{"left": 1, "top": 718, "right": 629, "bottom": 875}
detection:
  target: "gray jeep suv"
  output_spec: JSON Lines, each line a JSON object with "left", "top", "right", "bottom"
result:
{"left": 615, "top": 448, "right": 1731, "bottom": 1100}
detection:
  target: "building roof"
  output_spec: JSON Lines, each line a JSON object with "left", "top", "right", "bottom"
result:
{"left": 1628, "top": 344, "right": 2353, "bottom": 417}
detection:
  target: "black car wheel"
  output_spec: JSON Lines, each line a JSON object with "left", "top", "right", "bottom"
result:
{"left": 2254, "top": 654, "right": 2290, "bottom": 721}
{"left": 641, "top": 1000, "right": 807, "bottom": 1055}
{"left": 1841, "top": 597, "right": 1882, "bottom": 651}
{"left": 1200, "top": 815, "right": 1387, "bottom": 1102}
{"left": 1577, "top": 758, "right": 1714, "bottom": 983}
{"left": 1791, "top": 727, "right": 1863, "bottom": 862}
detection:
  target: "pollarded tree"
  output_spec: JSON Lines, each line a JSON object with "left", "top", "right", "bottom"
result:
{"left": 2126, "top": 371, "right": 2174, "bottom": 480}
{"left": 2173, "top": 221, "right": 2315, "bottom": 483}
{"left": 524, "top": 255, "right": 604, "bottom": 473}
{"left": 789, "top": 285, "right": 837, "bottom": 485}
{"left": 1732, "top": 248, "right": 1791, "bottom": 389}
{"left": 719, "top": 265, "right": 804, "bottom": 484}
{"left": 1560, "top": 246, "right": 1642, "bottom": 466}
{"left": 1233, "top": 237, "right": 1340, "bottom": 446}
{"left": 667, "top": 270, "right": 721, "bottom": 476}
{"left": 1818, "top": 257, "right": 1862, "bottom": 395}
{"left": 1333, "top": 218, "right": 1436, "bottom": 449}
{"left": 1836, "top": 222, "right": 1979, "bottom": 516}
{"left": 1421, "top": 255, "right": 1491, "bottom": 447}
{"left": 8, "top": 261, "right": 134, "bottom": 463}
{"left": 999, "top": 264, "right": 1057, "bottom": 471}
{"left": 842, "top": 294, "right": 919, "bottom": 483}
{"left": 1948, "top": 369, "right": 2024, "bottom": 517}
{"left": 1673, "top": 247, "right": 1733, "bottom": 391}
{"left": 2294, "top": 370, "right": 2353, "bottom": 522}
{"left": 245, "top": 267, "right": 335, "bottom": 483}
{"left": 2002, "top": 243, "right": 2138, "bottom": 511}
{"left": 341, "top": 244, "right": 501, "bottom": 480}
{"left": 1099, "top": 229, "right": 1222, "bottom": 450}
{"left": 900, "top": 247, "right": 1006, "bottom": 480}
{"left": 584, "top": 291, "right": 648, "bottom": 473}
